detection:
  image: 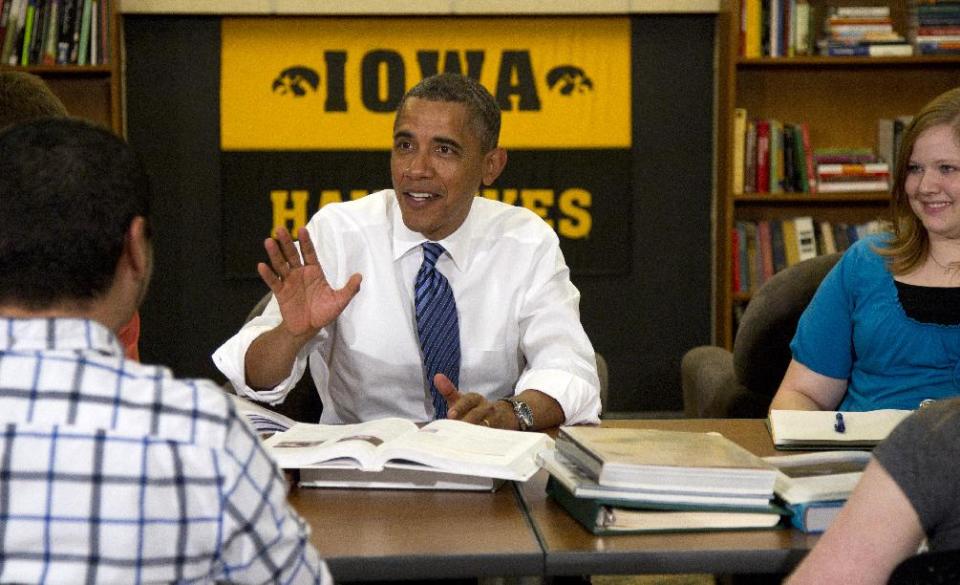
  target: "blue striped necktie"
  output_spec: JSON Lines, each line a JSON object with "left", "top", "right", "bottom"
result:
{"left": 414, "top": 242, "right": 460, "bottom": 419}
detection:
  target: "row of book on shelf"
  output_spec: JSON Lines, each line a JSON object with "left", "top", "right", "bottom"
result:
{"left": 741, "top": 1, "right": 960, "bottom": 58}
{"left": 733, "top": 109, "right": 909, "bottom": 195}
{"left": 733, "top": 217, "right": 885, "bottom": 293}
{"left": 235, "top": 393, "right": 918, "bottom": 535}
{"left": 0, "top": 0, "right": 111, "bottom": 66}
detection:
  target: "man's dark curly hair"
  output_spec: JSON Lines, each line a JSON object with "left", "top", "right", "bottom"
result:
{"left": 0, "top": 118, "right": 151, "bottom": 309}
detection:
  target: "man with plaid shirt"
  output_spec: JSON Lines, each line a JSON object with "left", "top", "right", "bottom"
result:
{"left": 0, "top": 118, "right": 331, "bottom": 584}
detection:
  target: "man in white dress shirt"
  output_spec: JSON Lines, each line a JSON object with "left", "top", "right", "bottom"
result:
{"left": 213, "top": 73, "right": 601, "bottom": 430}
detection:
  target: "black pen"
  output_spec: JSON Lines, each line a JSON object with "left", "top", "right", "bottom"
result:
{"left": 834, "top": 412, "right": 846, "bottom": 434}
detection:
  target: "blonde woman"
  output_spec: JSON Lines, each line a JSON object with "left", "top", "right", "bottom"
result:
{"left": 787, "top": 87, "right": 960, "bottom": 584}
{"left": 771, "top": 87, "right": 960, "bottom": 412}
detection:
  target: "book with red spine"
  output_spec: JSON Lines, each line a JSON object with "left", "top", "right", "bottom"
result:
{"left": 799, "top": 123, "right": 815, "bottom": 193}
{"left": 816, "top": 163, "right": 890, "bottom": 175}
{"left": 755, "top": 119, "right": 771, "bottom": 193}
{"left": 757, "top": 220, "right": 775, "bottom": 283}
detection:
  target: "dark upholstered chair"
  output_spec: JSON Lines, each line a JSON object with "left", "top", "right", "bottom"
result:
{"left": 681, "top": 252, "right": 842, "bottom": 418}
{"left": 888, "top": 549, "right": 960, "bottom": 584}
{"left": 596, "top": 352, "right": 609, "bottom": 417}
{"left": 244, "top": 291, "right": 273, "bottom": 323}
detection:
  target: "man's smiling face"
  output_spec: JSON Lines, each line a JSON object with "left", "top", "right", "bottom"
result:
{"left": 390, "top": 97, "right": 502, "bottom": 241}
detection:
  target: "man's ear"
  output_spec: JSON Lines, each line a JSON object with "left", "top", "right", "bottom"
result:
{"left": 124, "top": 216, "right": 150, "bottom": 278}
{"left": 481, "top": 147, "right": 508, "bottom": 186}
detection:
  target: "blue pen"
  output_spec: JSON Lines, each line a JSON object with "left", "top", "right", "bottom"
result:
{"left": 834, "top": 412, "right": 846, "bottom": 433}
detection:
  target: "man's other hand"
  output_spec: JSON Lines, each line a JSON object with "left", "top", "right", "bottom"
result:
{"left": 434, "top": 374, "right": 518, "bottom": 430}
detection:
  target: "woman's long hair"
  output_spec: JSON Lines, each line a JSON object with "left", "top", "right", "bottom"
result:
{"left": 879, "top": 87, "right": 960, "bottom": 274}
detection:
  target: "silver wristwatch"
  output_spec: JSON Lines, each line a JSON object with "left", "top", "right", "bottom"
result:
{"left": 500, "top": 397, "right": 534, "bottom": 431}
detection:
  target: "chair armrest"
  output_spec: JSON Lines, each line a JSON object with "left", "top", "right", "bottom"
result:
{"left": 681, "top": 346, "right": 738, "bottom": 418}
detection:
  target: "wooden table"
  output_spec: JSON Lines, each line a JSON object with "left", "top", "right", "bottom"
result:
{"left": 517, "top": 419, "right": 820, "bottom": 577}
{"left": 289, "top": 482, "right": 543, "bottom": 581}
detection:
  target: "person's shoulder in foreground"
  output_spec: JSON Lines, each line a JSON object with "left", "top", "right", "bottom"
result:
{"left": 873, "top": 398, "right": 960, "bottom": 552}
{"left": 0, "top": 118, "right": 330, "bottom": 584}
{"left": 0, "top": 318, "right": 329, "bottom": 583}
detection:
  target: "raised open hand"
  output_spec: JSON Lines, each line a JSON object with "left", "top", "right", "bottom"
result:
{"left": 257, "top": 226, "right": 362, "bottom": 338}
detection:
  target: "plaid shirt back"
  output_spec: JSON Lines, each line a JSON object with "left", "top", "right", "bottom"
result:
{"left": 0, "top": 318, "right": 331, "bottom": 584}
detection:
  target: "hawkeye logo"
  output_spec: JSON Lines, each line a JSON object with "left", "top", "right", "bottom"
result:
{"left": 269, "top": 52, "right": 594, "bottom": 111}
{"left": 272, "top": 66, "right": 320, "bottom": 97}
{"left": 546, "top": 66, "right": 594, "bottom": 95}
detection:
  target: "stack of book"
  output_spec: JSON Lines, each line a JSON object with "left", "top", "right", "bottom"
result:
{"left": 540, "top": 427, "right": 784, "bottom": 534}
{"left": 816, "top": 162, "right": 891, "bottom": 193}
{"left": 0, "top": 0, "right": 112, "bottom": 66}
{"left": 732, "top": 217, "right": 885, "bottom": 293}
{"left": 762, "top": 410, "right": 915, "bottom": 532}
{"left": 817, "top": 5, "right": 913, "bottom": 56}
{"left": 763, "top": 451, "right": 871, "bottom": 533}
{"left": 813, "top": 148, "right": 890, "bottom": 193}
{"left": 910, "top": 0, "right": 960, "bottom": 55}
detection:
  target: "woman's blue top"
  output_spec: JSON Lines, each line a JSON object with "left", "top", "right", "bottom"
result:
{"left": 791, "top": 234, "right": 960, "bottom": 411}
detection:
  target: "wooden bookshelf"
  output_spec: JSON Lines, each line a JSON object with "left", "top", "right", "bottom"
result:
{"left": 0, "top": 1, "right": 123, "bottom": 134}
{"left": 716, "top": 0, "right": 960, "bottom": 347}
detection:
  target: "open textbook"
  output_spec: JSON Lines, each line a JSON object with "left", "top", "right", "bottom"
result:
{"left": 229, "top": 393, "right": 295, "bottom": 435}
{"left": 768, "top": 409, "right": 912, "bottom": 449}
{"left": 264, "top": 417, "right": 551, "bottom": 483}
{"left": 297, "top": 466, "right": 504, "bottom": 491}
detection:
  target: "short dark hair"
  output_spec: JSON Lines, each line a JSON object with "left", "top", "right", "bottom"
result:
{"left": 0, "top": 71, "right": 68, "bottom": 129}
{"left": 397, "top": 73, "right": 501, "bottom": 152}
{"left": 0, "top": 118, "right": 151, "bottom": 309}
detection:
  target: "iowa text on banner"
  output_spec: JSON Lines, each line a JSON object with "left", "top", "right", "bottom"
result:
{"left": 220, "top": 17, "right": 631, "bottom": 150}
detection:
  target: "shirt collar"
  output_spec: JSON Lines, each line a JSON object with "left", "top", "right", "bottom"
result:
{"left": 389, "top": 191, "right": 474, "bottom": 273}
{"left": 0, "top": 317, "right": 123, "bottom": 356}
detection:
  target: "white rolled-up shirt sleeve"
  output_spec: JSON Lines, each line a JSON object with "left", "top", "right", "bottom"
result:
{"left": 211, "top": 296, "right": 325, "bottom": 404}
{"left": 514, "top": 232, "right": 602, "bottom": 425}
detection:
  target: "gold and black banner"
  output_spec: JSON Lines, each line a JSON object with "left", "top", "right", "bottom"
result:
{"left": 220, "top": 16, "right": 633, "bottom": 276}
